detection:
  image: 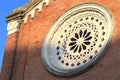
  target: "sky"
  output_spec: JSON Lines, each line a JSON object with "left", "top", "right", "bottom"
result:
{"left": 0, "top": 0, "right": 28, "bottom": 72}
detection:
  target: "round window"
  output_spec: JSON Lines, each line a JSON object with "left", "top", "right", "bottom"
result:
{"left": 41, "top": 3, "right": 114, "bottom": 77}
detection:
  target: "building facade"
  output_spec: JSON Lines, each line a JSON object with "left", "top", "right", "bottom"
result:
{"left": 1, "top": 0, "right": 120, "bottom": 80}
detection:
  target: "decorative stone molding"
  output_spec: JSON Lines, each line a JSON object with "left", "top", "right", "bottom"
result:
{"left": 7, "top": 20, "right": 20, "bottom": 35}
{"left": 41, "top": 3, "right": 114, "bottom": 77}
{"left": 6, "top": 0, "right": 49, "bottom": 35}
{"left": 23, "top": 0, "right": 49, "bottom": 23}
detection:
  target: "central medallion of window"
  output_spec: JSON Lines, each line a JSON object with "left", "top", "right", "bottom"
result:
{"left": 69, "top": 29, "right": 92, "bottom": 53}
{"left": 41, "top": 3, "right": 114, "bottom": 77}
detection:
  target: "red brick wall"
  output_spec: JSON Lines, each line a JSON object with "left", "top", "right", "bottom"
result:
{"left": 1, "top": 33, "right": 19, "bottom": 80}
{"left": 1, "top": 0, "right": 120, "bottom": 80}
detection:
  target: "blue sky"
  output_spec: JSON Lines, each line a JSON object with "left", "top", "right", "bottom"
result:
{"left": 0, "top": 0, "right": 28, "bottom": 72}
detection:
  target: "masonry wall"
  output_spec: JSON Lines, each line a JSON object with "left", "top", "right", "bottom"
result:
{"left": 1, "top": 0, "right": 120, "bottom": 80}
{"left": 1, "top": 33, "right": 19, "bottom": 80}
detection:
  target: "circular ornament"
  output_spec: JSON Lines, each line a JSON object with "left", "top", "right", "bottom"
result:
{"left": 41, "top": 3, "right": 114, "bottom": 77}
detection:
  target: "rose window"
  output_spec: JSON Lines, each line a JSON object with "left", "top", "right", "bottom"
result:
{"left": 69, "top": 29, "right": 92, "bottom": 53}
{"left": 41, "top": 3, "right": 114, "bottom": 77}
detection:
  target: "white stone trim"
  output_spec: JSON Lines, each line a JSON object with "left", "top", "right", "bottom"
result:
{"left": 23, "top": 0, "right": 49, "bottom": 23}
{"left": 7, "top": 20, "right": 20, "bottom": 35}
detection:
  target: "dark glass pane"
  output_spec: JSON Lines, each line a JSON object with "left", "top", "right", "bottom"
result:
{"left": 83, "top": 29, "right": 87, "bottom": 37}
{"left": 75, "top": 33, "right": 79, "bottom": 39}
{"left": 70, "top": 45, "right": 76, "bottom": 50}
{"left": 84, "top": 42, "right": 90, "bottom": 45}
{"left": 69, "top": 42, "right": 76, "bottom": 46}
{"left": 82, "top": 44, "right": 86, "bottom": 50}
{"left": 78, "top": 45, "right": 81, "bottom": 53}
{"left": 79, "top": 30, "right": 83, "bottom": 37}
{"left": 85, "top": 32, "right": 91, "bottom": 38}
{"left": 74, "top": 45, "right": 78, "bottom": 53}
{"left": 71, "top": 37, "right": 76, "bottom": 41}
{"left": 85, "top": 36, "right": 92, "bottom": 41}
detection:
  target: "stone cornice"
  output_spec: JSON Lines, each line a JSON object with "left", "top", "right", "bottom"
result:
{"left": 6, "top": 0, "right": 49, "bottom": 35}
{"left": 23, "top": 0, "right": 49, "bottom": 23}
{"left": 6, "top": 11, "right": 24, "bottom": 22}
{"left": 6, "top": 0, "right": 42, "bottom": 22}
{"left": 6, "top": 11, "right": 23, "bottom": 35}
{"left": 6, "top": 0, "right": 49, "bottom": 22}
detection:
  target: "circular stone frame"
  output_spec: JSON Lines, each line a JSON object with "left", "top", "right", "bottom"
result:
{"left": 41, "top": 3, "right": 114, "bottom": 77}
